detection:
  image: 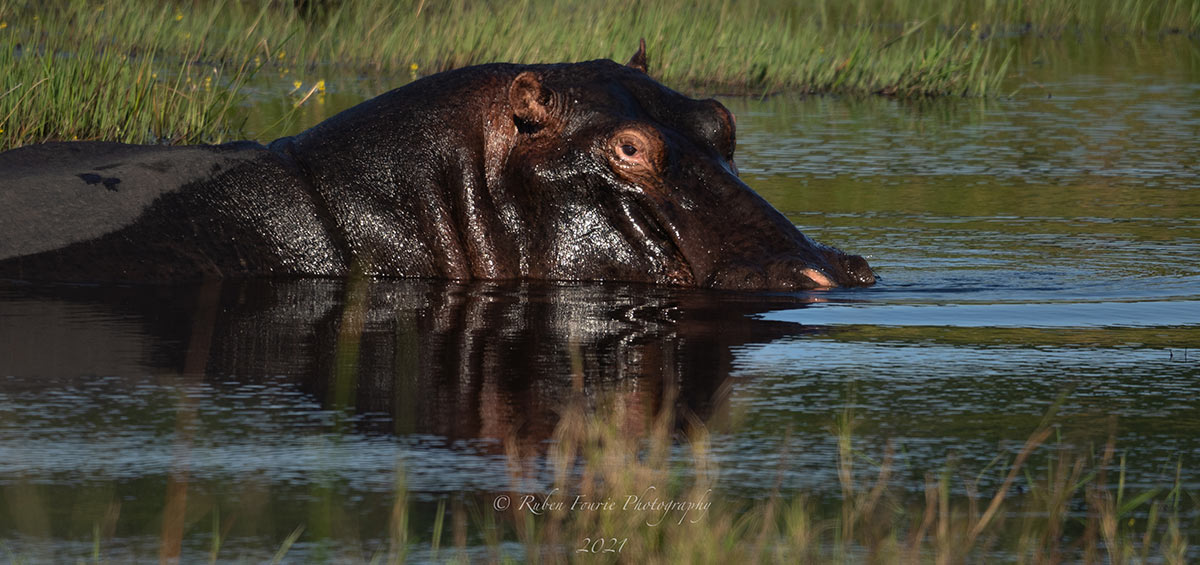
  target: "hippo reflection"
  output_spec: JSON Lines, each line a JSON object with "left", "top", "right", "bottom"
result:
{"left": 0, "top": 43, "right": 873, "bottom": 290}
{"left": 211, "top": 281, "right": 817, "bottom": 440}
{"left": 0, "top": 280, "right": 814, "bottom": 442}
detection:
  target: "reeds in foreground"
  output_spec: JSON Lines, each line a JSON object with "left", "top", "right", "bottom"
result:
{"left": 0, "top": 388, "right": 1191, "bottom": 563}
{"left": 478, "top": 393, "right": 1191, "bottom": 564}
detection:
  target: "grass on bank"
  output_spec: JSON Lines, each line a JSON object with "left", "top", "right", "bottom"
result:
{"left": 2, "top": 0, "right": 1019, "bottom": 94}
{"left": 1, "top": 0, "right": 1196, "bottom": 149}
{"left": 0, "top": 5, "right": 255, "bottom": 150}
{"left": 0, "top": 0, "right": 1007, "bottom": 151}
{"left": 816, "top": 0, "right": 1200, "bottom": 36}
{"left": 7, "top": 0, "right": 1197, "bottom": 88}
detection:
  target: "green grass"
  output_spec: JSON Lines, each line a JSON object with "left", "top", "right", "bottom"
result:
{"left": 0, "top": 1, "right": 258, "bottom": 150}
{"left": 1, "top": 0, "right": 1196, "bottom": 148}
{"left": 3, "top": 0, "right": 1014, "bottom": 95}
{"left": 815, "top": 0, "right": 1200, "bottom": 36}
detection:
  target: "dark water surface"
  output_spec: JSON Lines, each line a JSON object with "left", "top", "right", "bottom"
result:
{"left": 2, "top": 40, "right": 1198, "bottom": 561}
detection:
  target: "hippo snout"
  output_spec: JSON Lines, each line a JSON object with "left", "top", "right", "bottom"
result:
{"left": 824, "top": 251, "right": 876, "bottom": 286}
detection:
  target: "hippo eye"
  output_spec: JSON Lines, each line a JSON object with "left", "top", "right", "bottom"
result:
{"left": 608, "top": 127, "right": 662, "bottom": 174}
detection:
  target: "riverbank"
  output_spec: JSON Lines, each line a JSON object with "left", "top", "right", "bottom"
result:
{"left": 1, "top": 0, "right": 1196, "bottom": 148}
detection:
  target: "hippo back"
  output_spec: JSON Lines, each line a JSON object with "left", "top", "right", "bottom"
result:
{"left": 0, "top": 142, "right": 259, "bottom": 260}
{"left": 0, "top": 141, "right": 346, "bottom": 281}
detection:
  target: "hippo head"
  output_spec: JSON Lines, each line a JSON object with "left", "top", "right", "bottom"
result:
{"left": 493, "top": 43, "right": 875, "bottom": 290}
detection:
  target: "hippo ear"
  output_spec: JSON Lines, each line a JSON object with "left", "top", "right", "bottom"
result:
{"left": 509, "top": 71, "right": 555, "bottom": 132}
{"left": 626, "top": 38, "right": 649, "bottom": 74}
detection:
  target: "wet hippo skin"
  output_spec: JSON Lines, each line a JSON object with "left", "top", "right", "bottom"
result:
{"left": 0, "top": 43, "right": 874, "bottom": 290}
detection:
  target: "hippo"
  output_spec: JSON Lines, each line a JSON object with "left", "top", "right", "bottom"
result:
{"left": 0, "top": 43, "right": 874, "bottom": 290}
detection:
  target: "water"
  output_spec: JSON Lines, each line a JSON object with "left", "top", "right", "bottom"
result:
{"left": 1, "top": 39, "right": 1199, "bottom": 561}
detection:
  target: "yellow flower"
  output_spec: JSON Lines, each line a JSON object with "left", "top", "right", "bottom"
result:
{"left": 0, "top": 22, "right": 7, "bottom": 29}
{"left": 278, "top": 50, "right": 286, "bottom": 60}
{"left": 970, "top": 22, "right": 978, "bottom": 31}
{"left": 175, "top": 13, "right": 183, "bottom": 21}
{"left": 0, "top": 128, "right": 5, "bottom": 134}
{"left": 293, "top": 80, "right": 302, "bottom": 90}
{"left": 316, "top": 79, "right": 326, "bottom": 93}
{"left": 410, "top": 63, "right": 418, "bottom": 72}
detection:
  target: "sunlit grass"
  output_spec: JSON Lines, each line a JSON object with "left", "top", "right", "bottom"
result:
{"left": 0, "top": 2, "right": 259, "bottom": 151}
{"left": 0, "top": 0, "right": 1012, "bottom": 152}
{"left": 818, "top": 0, "right": 1200, "bottom": 35}
{"left": 8, "top": 0, "right": 1194, "bottom": 90}
{"left": 1, "top": 0, "right": 1014, "bottom": 98}
{"left": 2, "top": 0, "right": 1193, "bottom": 149}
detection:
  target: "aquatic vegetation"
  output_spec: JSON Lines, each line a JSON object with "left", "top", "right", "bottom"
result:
{"left": 3, "top": 389, "right": 1188, "bottom": 563}
{"left": 466, "top": 397, "right": 1193, "bottom": 564}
